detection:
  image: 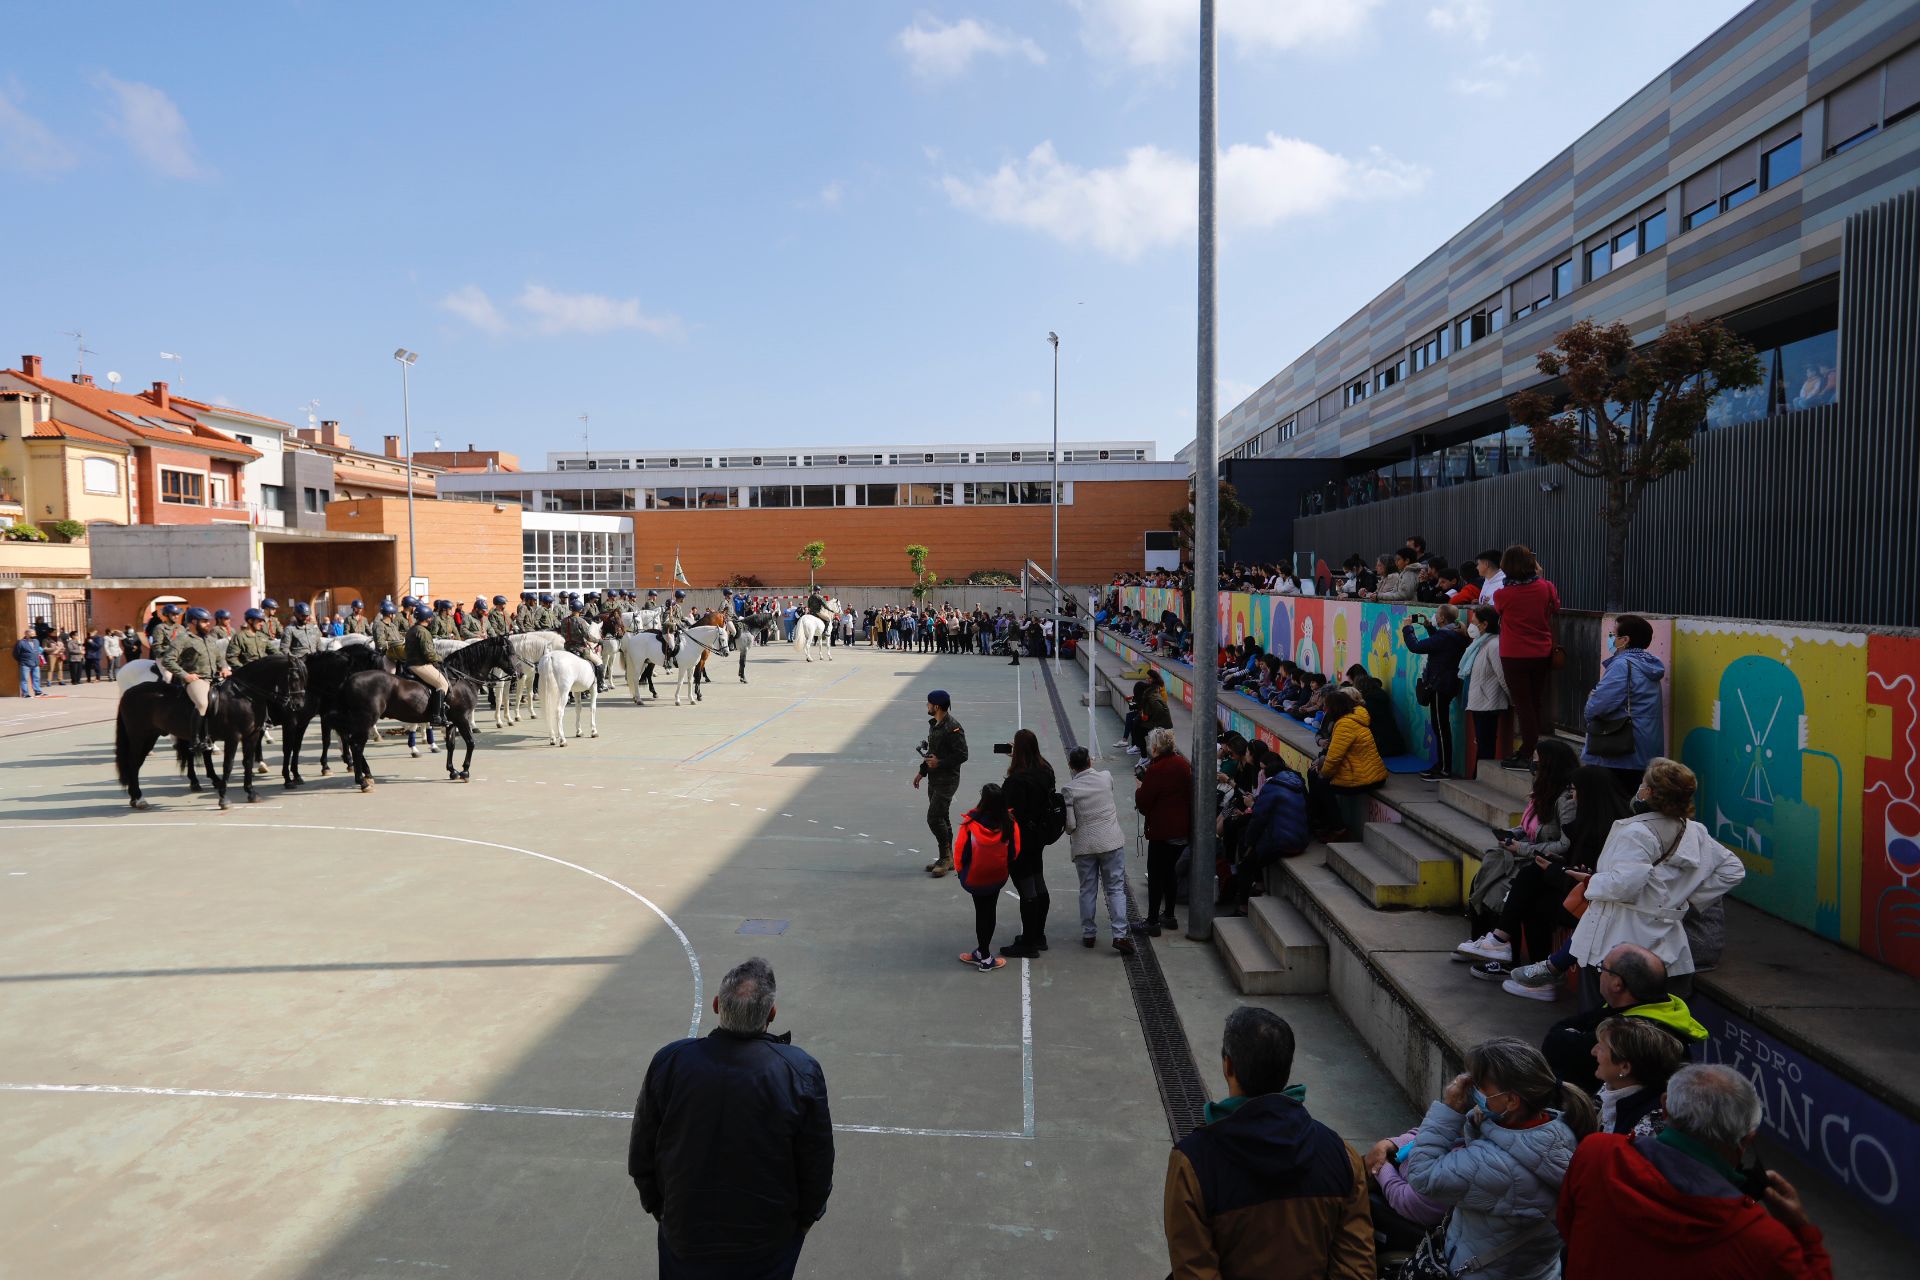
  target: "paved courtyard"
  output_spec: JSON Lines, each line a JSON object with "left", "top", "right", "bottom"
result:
{"left": 0, "top": 647, "right": 1411, "bottom": 1279}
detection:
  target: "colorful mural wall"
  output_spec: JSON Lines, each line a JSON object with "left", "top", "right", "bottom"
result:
{"left": 1103, "top": 586, "right": 1920, "bottom": 978}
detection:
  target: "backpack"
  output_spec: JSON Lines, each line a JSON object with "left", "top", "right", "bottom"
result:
{"left": 1035, "top": 792, "right": 1069, "bottom": 848}
{"left": 955, "top": 816, "right": 1017, "bottom": 891}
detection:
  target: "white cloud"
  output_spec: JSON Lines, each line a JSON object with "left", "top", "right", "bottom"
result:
{"left": 93, "top": 73, "right": 204, "bottom": 178}
{"left": 897, "top": 14, "right": 1046, "bottom": 81}
{"left": 817, "top": 179, "right": 845, "bottom": 207}
{"left": 1451, "top": 50, "right": 1537, "bottom": 97}
{"left": 439, "top": 285, "right": 510, "bottom": 335}
{"left": 516, "top": 284, "right": 681, "bottom": 337}
{"left": 1072, "top": 0, "right": 1381, "bottom": 66}
{"left": 941, "top": 134, "right": 1425, "bottom": 260}
{"left": 0, "top": 83, "right": 74, "bottom": 174}
{"left": 1426, "top": 0, "right": 1493, "bottom": 43}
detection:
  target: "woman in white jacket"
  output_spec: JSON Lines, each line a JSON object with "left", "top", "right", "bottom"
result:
{"left": 1061, "top": 746, "right": 1135, "bottom": 955}
{"left": 1458, "top": 604, "right": 1511, "bottom": 779}
{"left": 1507, "top": 757, "right": 1744, "bottom": 1005}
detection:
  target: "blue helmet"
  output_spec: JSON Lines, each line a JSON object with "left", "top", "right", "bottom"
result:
{"left": 185, "top": 606, "right": 213, "bottom": 623}
{"left": 292, "top": 601, "right": 310, "bottom": 617}
{"left": 350, "top": 599, "right": 364, "bottom": 610}
{"left": 539, "top": 592, "right": 554, "bottom": 603}
{"left": 159, "top": 602, "right": 182, "bottom": 617}
{"left": 674, "top": 589, "right": 686, "bottom": 599}
{"left": 213, "top": 608, "right": 231, "bottom": 620}
{"left": 244, "top": 608, "right": 266, "bottom": 622}
{"left": 378, "top": 601, "right": 397, "bottom": 616}
{"left": 521, "top": 590, "right": 534, "bottom": 601}
{"left": 492, "top": 594, "right": 507, "bottom": 605}
{"left": 261, "top": 598, "right": 279, "bottom": 610}
{"left": 414, "top": 605, "right": 434, "bottom": 621}
{"left": 569, "top": 599, "right": 584, "bottom": 612}
{"left": 435, "top": 598, "right": 452, "bottom": 611}
{"left": 401, "top": 595, "right": 417, "bottom": 609}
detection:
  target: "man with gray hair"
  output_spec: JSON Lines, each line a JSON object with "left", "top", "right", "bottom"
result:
{"left": 629, "top": 958, "right": 834, "bottom": 1279}
{"left": 1558, "top": 1063, "right": 1832, "bottom": 1278}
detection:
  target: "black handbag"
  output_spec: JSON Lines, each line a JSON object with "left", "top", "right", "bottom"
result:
{"left": 1584, "top": 663, "right": 1640, "bottom": 758}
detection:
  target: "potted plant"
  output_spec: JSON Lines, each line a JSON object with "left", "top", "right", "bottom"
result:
{"left": 41, "top": 518, "right": 88, "bottom": 544}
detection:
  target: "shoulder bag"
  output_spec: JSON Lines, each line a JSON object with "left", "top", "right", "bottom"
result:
{"left": 1381, "top": 1212, "right": 1561, "bottom": 1279}
{"left": 1584, "top": 661, "right": 1639, "bottom": 758}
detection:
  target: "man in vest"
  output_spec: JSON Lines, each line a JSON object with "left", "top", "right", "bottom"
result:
{"left": 158, "top": 606, "right": 231, "bottom": 751}
{"left": 429, "top": 599, "right": 459, "bottom": 640}
{"left": 227, "top": 608, "right": 275, "bottom": 670}
{"left": 487, "top": 595, "right": 512, "bottom": 638}
{"left": 459, "top": 599, "right": 487, "bottom": 640}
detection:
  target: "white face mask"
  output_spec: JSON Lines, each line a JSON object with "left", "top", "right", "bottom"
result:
{"left": 1467, "top": 624, "right": 1482, "bottom": 639}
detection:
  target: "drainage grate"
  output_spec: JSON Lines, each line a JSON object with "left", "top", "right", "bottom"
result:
{"left": 1038, "top": 659, "right": 1211, "bottom": 1141}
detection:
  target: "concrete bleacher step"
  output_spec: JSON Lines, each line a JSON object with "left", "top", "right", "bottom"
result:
{"left": 1437, "top": 777, "right": 1525, "bottom": 828}
{"left": 1469, "top": 764, "right": 1535, "bottom": 803}
{"left": 1359, "top": 821, "right": 1460, "bottom": 908}
{"left": 1326, "top": 839, "right": 1437, "bottom": 911}
{"left": 1213, "top": 899, "right": 1328, "bottom": 995}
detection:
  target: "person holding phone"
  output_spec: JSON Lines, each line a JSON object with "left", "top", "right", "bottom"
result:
{"left": 1456, "top": 740, "right": 1581, "bottom": 979}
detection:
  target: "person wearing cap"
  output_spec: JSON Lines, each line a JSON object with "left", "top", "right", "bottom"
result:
{"left": 913, "top": 690, "right": 969, "bottom": 878}
{"left": 404, "top": 604, "right": 451, "bottom": 726}
{"left": 560, "top": 598, "right": 604, "bottom": 689}
{"left": 158, "top": 606, "right": 231, "bottom": 750}
{"left": 226, "top": 608, "right": 276, "bottom": 671}
{"left": 372, "top": 599, "right": 408, "bottom": 660}
{"left": 427, "top": 598, "right": 457, "bottom": 640}
{"left": 260, "top": 598, "right": 283, "bottom": 642}
{"left": 345, "top": 599, "right": 372, "bottom": 636}
{"left": 486, "top": 595, "right": 512, "bottom": 639}
{"left": 512, "top": 591, "right": 540, "bottom": 634}
{"left": 283, "top": 601, "right": 322, "bottom": 658}
{"left": 458, "top": 598, "right": 487, "bottom": 640}
{"left": 210, "top": 608, "right": 233, "bottom": 643}
{"left": 536, "top": 591, "right": 559, "bottom": 630}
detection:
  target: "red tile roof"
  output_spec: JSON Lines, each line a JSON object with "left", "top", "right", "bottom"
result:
{"left": 2, "top": 368, "right": 260, "bottom": 460}
{"left": 29, "top": 418, "right": 133, "bottom": 449}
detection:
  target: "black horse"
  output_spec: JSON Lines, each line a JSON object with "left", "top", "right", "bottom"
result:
{"left": 279, "top": 642, "right": 388, "bottom": 787}
{"left": 114, "top": 658, "right": 304, "bottom": 810}
{"left": 735, "top": 610, "right": 780, "bottom": 684}
{"left": 333, "top": 636, "right": 513, "bottom": 789}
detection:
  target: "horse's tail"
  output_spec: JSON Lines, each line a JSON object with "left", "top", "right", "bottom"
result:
{"left": 174, "top": 737, "right": 193, "bottom": 774}
{"left": 113, "top": 702, "right": 135, "bottom": 790}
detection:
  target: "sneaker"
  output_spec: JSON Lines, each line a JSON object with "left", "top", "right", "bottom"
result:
{"left": 1160, "top": 912, "right": 1178, "bottom": 933}
{"left": 1506, "top": 959, "right": 1561, "bottom": 988}
{"left": 1454, "top": 932, "right": 1512, "bottom": 963}
{"left": 1111, "top": 736, "right": 1131, "bottom": 748}
{"left": 1082, "top": 936, "right": 1097, "bottom": 948}
{"left": 1502, "top": 976, "right": 1560, "bottom": 1002}
{"left": 1467, "top": 960, "right": 1512, "bottom": 982}
{"left": 1111, "top": 936, "right": 1136, "bottom": 956}
{"left": 1420, "top": 768, "right": 1450, "bottom": 782}
{"left": 1133, "top": 918, "right": 1162, "bottom": 938}
{"left": 960, "top": 949, "right": 1006, "bottom": 971}
{"left": 1500, "top": 755, "right": 1532, "bottom": 772}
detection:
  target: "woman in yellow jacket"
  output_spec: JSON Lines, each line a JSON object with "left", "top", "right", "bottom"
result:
{"left": 1308, "top": 689, "right": 1388, "bottom": 841}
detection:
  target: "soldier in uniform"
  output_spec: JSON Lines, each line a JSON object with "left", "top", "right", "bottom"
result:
{"left": 150, "top": 603, "right": 186, "bottom": 680}
{"left": 372, "top": 599, "right": 408, "bottom": 660}
{"left": 658, "top": 588, "right": 690, "bottom": 670}
{"left": 283, "top": 601, "right": 322, "bottom": 658}
{"left": 535, "top": 592, "right": 557, "bottom": 630}
{"left": 259, "top": 598, "right": 284, "bottom": 644}
{"left": 559, "top": 598, "right": 603, "bottom": 689}
{"left": 227, "top": 608, "right": 276, "bottom": 670}
{"left": 460, "top": 598, "right": 488, "bottom": 640}
{"left": 512, "top": 591, "right": 540, "bottom": 633}
{"left": 429, "top": 599, "right": 459, "bottom": 640}
{"left": 486, "top": 595, "right": 512, "bottom": 638}
{"left": 912, "top": 689, "right": 969, "bottom": 878}
{"left": 345, "top": 599, "right": 372, "bottom": 636}
{"left": 402, "top": 603, "right": 451, "bottom": 727}
{"left": 210, "top": 608, "right": 233, "bottom": 643}
{"left": 158, "top": 605, "right": 231, "bottom": 751}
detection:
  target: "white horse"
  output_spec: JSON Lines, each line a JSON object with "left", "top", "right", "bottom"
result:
{"left": 619, "top": 623, "right": 729, "bottom": 705}
{"left": 792, "top": 598, "right": 842, "bottom": 662}
{"left": 504, "top": 630, "right": 565, "bottom": 725}
{"left": 536, "top": 649, "right": 600, "bottom": 744}
{"left": 320, "top": 633, "right": 372, "bottom": 652}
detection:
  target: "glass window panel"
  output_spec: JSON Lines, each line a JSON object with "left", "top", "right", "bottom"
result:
{"left": 1721, "top": 180, "right": 1757, "bottom": 212}
{"left": 865, "top": 483, "right": 897, "bottom": 506}
{"left": 1443, "top": 441, "right": 1473, "bottom": 486}
{"left": 1762, "top": 136, "right": 1802, "bottom": 188}
{"left": 1586, "top": 243, "right": 1611, "bottom": 281}
{"left": 971, "top": 481, "right": 1007, "bottom": 504}
{"left": 1471, "top": 430, "right": 1505, "bottom": 478}
{"left": 1640, "top": 209, "right": 1667, "bottom": 251}
{"left": 1889, "top": 44, "right": 1920, "bottom": 121}
{"left": 1503, "top": 426, "right": 1539, "bottom": 471}
{"left": 1553, "top": 259, "right": 1575, "bottom": 298}
{"left": 801, "top": 484, "right": 835, "bottom": 508}
{"left": 1781, "top": 330, "right": 1840, "bottom": 410}
{"left": 1684, "top": 201, "right": 1719, "bottom": 231}
{"left": 1612, "top": 227, "right": 1638, "bottom": 264}
{"left": 698, "top": 486, "right": 730, "bottom": 509}
{"left": 1456, "top": 317, "right": 1475, "bottom": 350}
{"left": 1416, "top": 451, "right": 1442, "bottom": 488}
{"left": 1704, "top": 351, "right": 1774, "bottom": 429}
{"left": 1018, "top": 481, "right": 1052, "bottom": 504}
{"left": 1489, "top": 305, "right": 1504, "bottom": 332}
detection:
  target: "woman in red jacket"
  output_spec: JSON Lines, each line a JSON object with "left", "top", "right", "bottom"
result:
{"left": 1133, "top": 728, "right": 1193, "bottom": 936}
{"left": 1493, "top": 544, "right": 1561, "bottom": 770}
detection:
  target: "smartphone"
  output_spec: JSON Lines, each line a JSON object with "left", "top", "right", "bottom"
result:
{"left": 992, "top": 742, "right": 1014, "bottom": 755}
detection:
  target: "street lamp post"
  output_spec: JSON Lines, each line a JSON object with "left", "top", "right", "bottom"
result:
{"left": 1188, "top": 0, "right": 1219, "bottom": 943}
{"left": 1048, "top": 330, "right": 1060, "bottom": 671}
{"left": 394, "top": 349, "right": 420, "bottom": 588}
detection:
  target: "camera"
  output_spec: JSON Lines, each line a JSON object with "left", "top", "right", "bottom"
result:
{"left": 915, "top": 740, "right": 930, "bottom": 758}
{"left": 992, "top": 742, "right": 1013, "bottom": 755}
{"left": 1133, "top": 760, "right": 1149, "bottom": 779}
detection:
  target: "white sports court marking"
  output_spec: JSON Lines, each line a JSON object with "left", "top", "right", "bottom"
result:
{"left": 0, "top": 821, "right": 1036, "bottom": 1142}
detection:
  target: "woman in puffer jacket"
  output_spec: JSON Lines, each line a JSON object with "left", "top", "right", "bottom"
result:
{"left": 1403, "top": 1037, "right": 1597, "bottom": 1279}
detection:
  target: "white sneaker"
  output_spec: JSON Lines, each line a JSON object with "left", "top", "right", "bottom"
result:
{"left": 1454, "top": 932, "right": 1511, "bottom": 963}
{"left": 1111, "top": 736, "right": 1131, "bottom": 748}
{"left": 1502, "top": 977, "right": 1560, "bottom": 1002}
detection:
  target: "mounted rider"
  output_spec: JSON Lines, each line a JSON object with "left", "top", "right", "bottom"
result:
{"left": 282, "top": 601, "right": 323, "bottom": 658}
{"left": 806, "top": 586, "right": 833, "bottom": 625}
{"left": 459, "top": 598, "right": 488, "bottom": 640}
{"left": 210, "top": 608, "right": 233, "bottom": 642}
{"left": 486, "top": 595, "right": 512, "bottom": 638}
{"left": 259, "top": 597, "right": 284, "bottom": 642}
{"left": 656, "top": 588, "right": 691, "bottom": 670}
{"left": 372, "top": 599, "right": 408, "bottom": 660}
{"left": 150, "top": 602, "right": 186, "bottom": 679}
{"left": 345, "top": 599, "right": 372, "bottom": 636}
{"left": 403, "top": 603, "right": 451, "bottom": 727}
{"left": 158, "top": 605, "right": 232, "bottom": 751}
{"left": 560, "top": 597, "right": 604, "bottom": 690}
{"left": 595, "top": 595, "right": 628, "bottom": 692}
{"left": 429, "top": 598, "right": 459, "bottom": 640}
{"left": 227, "top": 607, "right": 275, "bottom": 670}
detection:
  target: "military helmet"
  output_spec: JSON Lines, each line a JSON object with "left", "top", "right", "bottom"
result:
{"left": 159, "top": 602, "right": 182, "bottom": 617}
{"left": 674, "top": 589, "right": 687, "bottom": 599}
{"left": 569, "top": 599, "right": 584, "bottom": 612}
{"left": 474, "top": 597, "right": 487, "bottom": 609}
{"left": 414, "top": 605, "right": 434, "bottom": 621}
{"left": 213, "top": 608, "right": 231, "bottom": 621}
{"left": 493, "top": 594, "right": 508, "bottom": 605}
{"left": 435, "top": 598, "right": 452, "bottom": 611}
{"left": 379, "top": 601, "right": 397, "bottom": 616}
{"left": 244, "top": 608, "right": 265, "bottom": 622}
{"left": 185, "top": 606, "right": 213, "bottom": 623}
{"left": 350, "top": 598, "right": 364, "bottom": 610}
{"left": 292, "top": 601, "right": 311, "bottom": 617}
{"left": 261, "top": 597, "right": 279, "bottom": 610}
{"left": 539, "top": 591, "right": 554, "bottom": 603}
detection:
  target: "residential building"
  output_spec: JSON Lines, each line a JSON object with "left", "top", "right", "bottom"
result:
{"left": 413, "top": 445, "right": 521, "bottom": 474}
{"left": 291, "top": 420, "right": 440, "bottom": 504}
{"left": 1195, "top": 0, "right": 1920, "bottom": 626}
{"left": 435, "top": 441, "right": 1188, "bottom": 587}
{"left": 161, "top": 393, "right": 296, "bottom": 525}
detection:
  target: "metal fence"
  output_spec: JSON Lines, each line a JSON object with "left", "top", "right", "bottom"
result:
{"left": 1552, "top": 611, "right": 1605, "bottom": 737}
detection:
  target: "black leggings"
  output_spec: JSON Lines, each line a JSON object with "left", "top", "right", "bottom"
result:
{"left": 1146, "top": 840, "right": 1184, "bottom": 920}
{"left": 1013, "top": 869, "right": 1050, "bottom": 944}
{"left": 971, "top": 891, "right": 998, "bottom": 955}
{"left": 1497, "top": 859, "right": 1574, "bottom": 963}
{"left": 1428, "top": 691, "right": 1456, "bottom": 774}
{"left": 1472, "top": 711, "right": 1503, "bottom": 775}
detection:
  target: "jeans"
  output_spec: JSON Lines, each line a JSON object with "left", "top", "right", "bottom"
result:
{"left": 16, "top": 668, "right": 32, "bottom": 698}
{"left": 926, "top": 775, "right": 958, "bottom": 866}
{"left": 1145, "top": 839, "right": 1185, "bottom": 920}
{"left": 1500, "top": 655, "right": 1554, "bottom": 760}
{"left": 30, "top": 665, "right": 44, "bottom": 694}
{"left": 1075, "top": 849, "right": 1129, "bottom": 939}
{"left": 658, "top": 1230, "right": 804, "bottom": 1280}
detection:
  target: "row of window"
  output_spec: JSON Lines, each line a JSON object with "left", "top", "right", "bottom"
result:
{"left": 522, "top": 528, "right": 636, "bottom": 591}
{"left": 552, "top": 448, "right": 1143, "bottom": 473}
{"left": 1231, "top": 41, "right": 1916, "bottom": 462}
{"left": 490, "top": 481, "right": 1070, "bottom": 513}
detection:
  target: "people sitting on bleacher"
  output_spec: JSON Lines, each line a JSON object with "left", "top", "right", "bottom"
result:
{"left": 1539, "top": 943, "right": 1707, "bottom": 1095}
{"left": 1341, "top": 666, "right": 1408, "bottom": 758}
{"left": 1457, "top": 739, "right": 1580, "bottom": 973}
{"left": 1590, "top": 1013, "right": 1688, "bottom": 1137}
{"left": 1223, "top": 761, "right": 1310, "bottom": 912}
{"left": 1305, "top": 690, "right": 1387, "bottom": 844}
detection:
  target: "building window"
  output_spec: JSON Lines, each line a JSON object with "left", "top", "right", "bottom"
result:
{"left": 697, "top": 486, "right": 732, "bottom": 510}
{"left": 1721, "top": 180, "right": 1757, "bottom": 212}
{"left": 234, "top": 433, "right": 253, "bottom": 447}
{"left": 82, "top": 457, "right": 120, "bottom": 495}
{"left": 1826, "top": 68, "right": 1882, "bottom": 155}
{"left": 862, "top": 483, "right": 898, "bottom": 506}
{"left": 1552, "top": 258, "right": 1575, "bottom": 300}
{"left": 800, "top": 484, "right": 835, "bottom": 508}
{"left": 160, "top": 468, "right": 205, "bottom": 505}
{"left": 209, "top": 476, "right": 230, "bottom": 506}
{"left": 1344, "top": 378, "right": 1369, "bottom": 407}
{"left": 1585, "top": 242, "right": 1611, "bottom": 282}
{"left": 967, "top": 481, "right": 1008, "bottom": 505}
{"left": 1372, "top": 356, "right": 1407, "bottom": 393}
{"left": 1761, "top": 136, "right": 1802, "bottom": 189}
{"left": 259, "top": 484, "right": 284, "bottom": 511}
{"left": 1639, "top": 209, "right": 1666, "bottom": 252}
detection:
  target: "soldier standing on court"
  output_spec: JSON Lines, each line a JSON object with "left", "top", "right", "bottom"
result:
{"left": 345, "top": 599, "right": 372, "bottom": 636}
{"left": 403, "top": 603, "right": 451, "bottom": 727}
{"left": 460, "top": 598, "right": 487, "bottom": 640}
{"left": 913, "top": 689, "right": 968, "bottom": 877}
{"left": 227, "top": 608, "right": 275, "bottom": 670}
{"left": 158, "top": 605, "right": 231, "bottom": 751}
{"left": 283, "top": 601, "right": 322, "bottom": 658}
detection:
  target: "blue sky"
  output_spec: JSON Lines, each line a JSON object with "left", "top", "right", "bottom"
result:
{"left": 2, "top": 1, "right": 1743, "bottom": 464}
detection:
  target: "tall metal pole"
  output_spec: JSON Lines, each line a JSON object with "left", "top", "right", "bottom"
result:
{"left": 1188, "top": 0, "right": 1220, "bottom": 943}
{"left": 401, "top": 359, "right": 417, "bottom": 587}
{"left": 1049, "top": 331, "right": 1060, "bottom": 671}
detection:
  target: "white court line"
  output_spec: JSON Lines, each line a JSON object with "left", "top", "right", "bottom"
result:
{"left": 0, "top": 1082, "right": 1028, "bottom": 1140}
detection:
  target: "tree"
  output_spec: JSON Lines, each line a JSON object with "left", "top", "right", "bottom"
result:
{"left": 1507, "top": 316, "right": 1762, "bottom": 612}
{"left": 1170, "top": 480, "right": 1252, "bottom": 562}
{"left": 796, "top": 540, "right": 826, "bottom": 588}
{"left": 904, "top": 544, "right": 935, "bottom": 601}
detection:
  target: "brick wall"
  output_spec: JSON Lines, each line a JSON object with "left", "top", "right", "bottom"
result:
{"left": 624, "top": 479, "right": 1188, "bottom": 588}
{"left": 326, "top": 497, "right": 521, "bottom": 603}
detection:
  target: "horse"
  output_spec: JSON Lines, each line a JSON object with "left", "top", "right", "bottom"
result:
{"left": 332, "top": 636, "right": 513, "bottom": 789}
{"left": 113, "top": 657, "right": 300, "bottom": 810}
{"left": 732, "top": 609, "right": 780, "bottom": 683}
{"left": 537, "top": 649, "right": 601, "bottom": 745}
{"left": 501, "top": 630, "right": 564, "bottom": 725}
{"left": 793, "top": 598, "right": 843, "bottom": 662}
{"left": 618, "top": 623, "right": 730, "bottom": 706}
{"left": 278, "top": 643, "right": 389, "bottom": 787}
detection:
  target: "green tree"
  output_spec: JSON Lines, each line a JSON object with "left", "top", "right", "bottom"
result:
{"left": 905, "top": 544, "right": 935, "bottom": 601}
{"left": 796, "top": 540, "right": 827, "bottom": 588}
{"left": 1507, "top": 316, "right": 1761, "bottom": 612}
{"left": 1170, "top": 480, "right": 1253, "bottom": 562}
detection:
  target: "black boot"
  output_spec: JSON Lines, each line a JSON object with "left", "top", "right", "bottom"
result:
{"left": 427, "top": 690, "right": 448, "bottom": 727}
{"left": 192, "top": 717, "right": 213, "bottom": 753}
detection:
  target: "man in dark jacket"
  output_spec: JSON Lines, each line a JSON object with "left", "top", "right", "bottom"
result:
{"left": 1403, "top": 605, "right": 1470, "bottom": 780}
{"left": 1165, "top": 1008, "right": 1373, "bottom": 1279}
{"left": 630, "top": 957, "right": 834, "bottom": 1280}
{"left": 1541, "top": 943, "right": 1707, "bottom": 1093}
{"left": 1231, "top": 768, "right": 1310, "bottom": 903}
{"left": 914, "top": 689, "right": 968, "bottom": 877}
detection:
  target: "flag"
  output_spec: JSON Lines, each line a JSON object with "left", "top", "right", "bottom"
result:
{"left": 673, "top": 554, "right": 689, "bottom": 586}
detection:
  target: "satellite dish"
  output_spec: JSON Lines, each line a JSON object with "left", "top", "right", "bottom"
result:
{"left": 106, "top": 371, "right": 122, "bottom": 387}
{"left": 308, "top": 414, "right": 319, "bottom": 428}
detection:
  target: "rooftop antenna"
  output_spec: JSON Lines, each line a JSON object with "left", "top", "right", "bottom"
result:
{"left": 159, "top": 350, "right": 184, "bottom": 389}
{"left": 62, "top": 331, "right": 96, "bottom": 376}
{"left": 580, "top": 413, "right": 590, "bottom": 465}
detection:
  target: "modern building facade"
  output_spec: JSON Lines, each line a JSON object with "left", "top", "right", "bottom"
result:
{"left": 435, "top": 441, "right": 1187, "bottom": 588}
{"left": 1195, "top": 0, "right": 1919, "bottom": 624}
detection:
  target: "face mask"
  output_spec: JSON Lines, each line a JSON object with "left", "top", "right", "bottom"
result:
{"left": 1473, "top": 1087, "right": 1507, "bottom": 1120}
{"left": 1631, "top": 797, "right": 1652, "bottom": 814}
{"left": 1608, "top": 636, "right": 1619, "bottom": 653}
{"left": 1467, "top": 624, "right": 1482, "bottom": 639}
